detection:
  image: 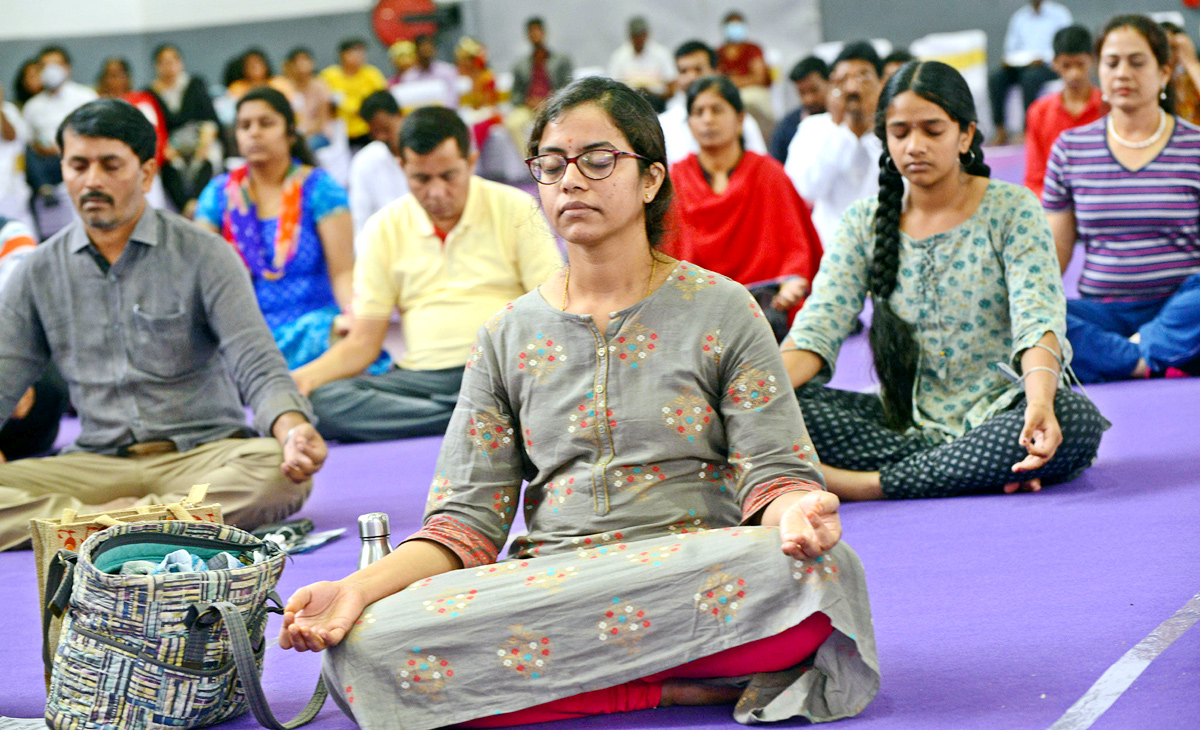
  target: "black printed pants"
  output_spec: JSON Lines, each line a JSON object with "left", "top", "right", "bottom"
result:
{"left": 795, "top": 384, "right": 1109, "bottom": 499}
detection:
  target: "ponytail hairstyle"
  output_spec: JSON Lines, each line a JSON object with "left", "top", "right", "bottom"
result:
{"left": 869, "top": 60, "right": 990, "bottom": 430}
{"left": 236, "top": 86, "right": 317, "bottom": 166}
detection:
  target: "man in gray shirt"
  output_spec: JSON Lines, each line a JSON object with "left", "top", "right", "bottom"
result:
{"left": 0, "top": 99, "right": 327, "bottom": 551}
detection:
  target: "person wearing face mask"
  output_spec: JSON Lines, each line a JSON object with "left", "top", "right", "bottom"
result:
{"left": 784, "top": 41, "right": 883, "bottom": 247}
{"left": 292, "top": 107, "right": 562, "bottom": 443}
{"left": 22, "top": 46, "right": 98, "bottom": 211}
{"left": 717, "top": 10, "right": 775, "bottom": 138}
{"left": 659, "top": 40, "right": 766, "bottom": 164}
{"left": 1044, "top": 16, "right": 1200, "bottom": 382}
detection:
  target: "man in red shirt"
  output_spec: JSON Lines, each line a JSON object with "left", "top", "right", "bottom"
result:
{"left": 1024, "top": 25, "right": 1106, "bottom": 199}
{"left": 717, "top": 10, "right": 775, "bottom": 138}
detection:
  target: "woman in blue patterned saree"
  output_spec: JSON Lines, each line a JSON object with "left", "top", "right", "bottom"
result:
{"left": 196, "top": 86, "right": 388, "bottom": 374}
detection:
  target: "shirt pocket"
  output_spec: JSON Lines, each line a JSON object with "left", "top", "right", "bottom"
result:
{"left": 127, "top": 304, "right": 196, "bottom": 379}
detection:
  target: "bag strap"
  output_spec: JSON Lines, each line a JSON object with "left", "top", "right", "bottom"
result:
{"left": 42, "top": 549, "right": 78, "bottom": 674}
{"left": 185, "top": 483, "right": 210, "bottom": 504}
{"left": 194, "top": 601, "right": 327, "bottom": 730}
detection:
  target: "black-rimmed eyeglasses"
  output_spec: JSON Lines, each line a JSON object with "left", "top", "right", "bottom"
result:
{"left": 525, "top": 149, "right": 649, "bottom": 184}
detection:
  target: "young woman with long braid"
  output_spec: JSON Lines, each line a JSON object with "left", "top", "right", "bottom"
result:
{"left": 781, "top": 61, "right": 1108, "bottom": 501}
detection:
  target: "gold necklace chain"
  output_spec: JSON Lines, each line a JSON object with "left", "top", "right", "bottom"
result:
{"left": 561, "top": 254, "right": 660, "bottom": 311}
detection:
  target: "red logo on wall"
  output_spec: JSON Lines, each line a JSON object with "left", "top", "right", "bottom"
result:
{"left": 373, "top": 0, "right": 439, "bottom": 46}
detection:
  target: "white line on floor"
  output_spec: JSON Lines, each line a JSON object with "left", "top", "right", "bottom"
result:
{"left": 1047, "top": 590, "right": 1200, "bottom": 730}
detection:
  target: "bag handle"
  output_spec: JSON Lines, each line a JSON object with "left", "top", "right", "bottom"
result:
{"left": 60, "top": 483, "right": 212, "bottom": 524}
{"left": 42, "top": 549, "right": 78, "bottom": 676}
{"left": 191, "top": 601, "right": 327, "bottom": 730}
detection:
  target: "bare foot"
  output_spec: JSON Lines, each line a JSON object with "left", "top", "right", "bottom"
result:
{"left": 659, "top": 678, "right": 742, "bottom": 707}
{"left": 1002, "top": 477, "right": 1042, "bottom": 494}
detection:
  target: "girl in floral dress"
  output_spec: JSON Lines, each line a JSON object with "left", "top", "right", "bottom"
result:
{"left": 783, "top": 61, "right": 1107, "bottom": 501}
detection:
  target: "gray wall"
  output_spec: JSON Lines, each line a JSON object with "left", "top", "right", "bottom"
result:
{"left": 820, "top": 0, "right": 1200, "bottom": 68}
{"left": 3, "top": 1, "right": 1199, "bottom": 105}
{"left": 466, "top": 0, "right": 821, "bottom": 77}
{"left": 0, "top": 11, "right": 389, "bottom": 100}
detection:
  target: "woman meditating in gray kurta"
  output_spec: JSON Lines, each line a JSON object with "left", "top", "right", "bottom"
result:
{"left": 782, "top": 61, "right": 1108, "bottom": 501}
{"left": 279, "top": 77, "right": 879, "bottom": 728}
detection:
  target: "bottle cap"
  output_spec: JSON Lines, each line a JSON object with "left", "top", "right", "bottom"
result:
{"left": 358, "top": 512, "right": 391, "bottom": 539}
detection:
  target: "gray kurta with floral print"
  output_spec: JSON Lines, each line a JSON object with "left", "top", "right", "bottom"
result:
{"left": 323, "top": 262, "right": 879, "bottom": 729}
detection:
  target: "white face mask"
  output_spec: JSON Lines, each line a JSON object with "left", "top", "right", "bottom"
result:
{"left": 724, "top": 22, "right": 748, "bottom": 43}
{"left": 41, "top": 62, "right": 68, "bottom": 90}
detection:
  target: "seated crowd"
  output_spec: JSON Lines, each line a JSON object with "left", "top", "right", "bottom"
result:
{"left": 1, "top": 8, "right": 1198, "bottom": 728}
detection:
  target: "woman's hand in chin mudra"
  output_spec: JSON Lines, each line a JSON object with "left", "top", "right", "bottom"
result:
{"left": 777, "top": 490, "right": 842, "bottom": 560}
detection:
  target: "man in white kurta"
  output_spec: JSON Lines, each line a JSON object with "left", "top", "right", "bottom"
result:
{"left": 784, "top": 41, "right": 884, "bottom": 245}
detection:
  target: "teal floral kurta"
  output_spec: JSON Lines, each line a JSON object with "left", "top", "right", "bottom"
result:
{"left": 788, "top": 180, "right": 1071, "bottom": 443}
{"left": 324, "top": 262, "right": 879, "bottom": 728}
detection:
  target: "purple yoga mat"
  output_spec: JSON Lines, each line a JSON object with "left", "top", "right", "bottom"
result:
{"left": 2, "top": 147, "right": 1196, "bottom": 728}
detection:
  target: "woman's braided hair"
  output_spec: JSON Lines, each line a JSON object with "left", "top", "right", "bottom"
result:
{"left": 868, "top": 60, "right": 991, "bottom": 430}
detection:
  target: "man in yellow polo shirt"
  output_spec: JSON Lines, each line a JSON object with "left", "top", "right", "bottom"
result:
{"left": 293, "top": 107, "right": 562, "bottom": 441}
{"left": 321, "top": 38, "right": 388, "bottom": 148}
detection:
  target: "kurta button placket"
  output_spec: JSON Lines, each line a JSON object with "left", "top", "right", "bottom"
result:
{"left": 589, "top": 324, "right": 613, "bottom": 515}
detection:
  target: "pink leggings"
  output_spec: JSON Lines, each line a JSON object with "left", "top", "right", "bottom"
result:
{"left": 461, "top": 612, "right": 833, "bottom": 727}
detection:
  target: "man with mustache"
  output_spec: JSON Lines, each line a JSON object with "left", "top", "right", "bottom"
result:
{"left": 784, "top": 41, "right": 884, "bottom": 246}
{"left": 0, "top": 99, "right": 326, "bottom": 551}
{"left": 292, "top": 106, "right": 561, "bottom": 443}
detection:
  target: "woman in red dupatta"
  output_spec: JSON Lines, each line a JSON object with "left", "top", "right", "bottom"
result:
{"left": 665, "top": 75, "right": 823, "bottom": 340}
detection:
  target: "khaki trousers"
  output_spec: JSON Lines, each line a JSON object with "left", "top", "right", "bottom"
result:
{"left": 0, "top": 437, "right": 312, "bottom": 551}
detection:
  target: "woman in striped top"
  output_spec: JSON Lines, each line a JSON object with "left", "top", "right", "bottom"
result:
{"left": 1044, "top": 15, "right": 1200, "bottom": 382}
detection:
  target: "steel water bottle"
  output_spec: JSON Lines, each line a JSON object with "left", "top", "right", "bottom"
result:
{"left": 358, "top": 512, "right": 393, "bottom": 569}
